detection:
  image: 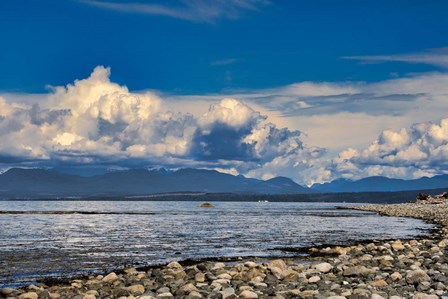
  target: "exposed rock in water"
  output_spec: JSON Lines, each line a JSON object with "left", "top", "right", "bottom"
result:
{"left": 199, "top": 202, "right": 214, "bottom": 208}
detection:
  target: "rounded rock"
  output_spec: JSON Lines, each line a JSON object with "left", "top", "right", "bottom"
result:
{"left": 308, "top": 276, "right": 321, "bottom": 283}
{"left": 213, "top": 262, "right": 226, "bottom": 270}
{"left": 406, "top": 270, "right": 430, "bottom": 284}
{"left": 188, "top": 291, "right": 203, "bottom": 299}
{"left": 315, "top": 262, "right": 333, "bottom": 273}
{"left": 102, "top": 272, "right": 119, "bottom": 283}
{"left": 167, "top": 261, "right": 183, "bottom": 270}
{"left": 244, "top": 261, "right": 258, "bottom": 268}
{"left": 18, "top": 292, "right": 38, "bottom": 299}
{"left": 1, "top": 288, "right": 16, "bottom": 296}
{"left": 157, "top": 292, "right": 174, "bottom": 298}
{"left": 239, "top": 290, "right": 258, "bottom": 299}
{"left": 126, "top": 284, "right": 145, "bottom": 295}
{"left": 177, "top": 283, "right": 198, "bottom": 296}
{"left": 269, "top": 259, "right": 287, "bottom": 271}
{"left": 194, "top": 272, "right": 205, "bottom": 282}
{"left": 221, "top": 287, "right": 236, "bottom": 299}
{"left": 413, "top": 293, "right": 439, "bottom": 299}
{"left": 370, "top": 279, "right": 388, "bottom": 287}
{"left": 391, "top": 241, "right": 405, "bottom": 251}
{"left": 390, "top": 272, "right": 403, "bottom": 281}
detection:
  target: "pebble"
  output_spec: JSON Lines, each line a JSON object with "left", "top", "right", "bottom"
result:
{"left": 244, "top": 261, "right": 258, "bottom": 268}
{"left": 370, "top": 279, "right": 388, "bottom": 287}
{"left": 269, "top": 259, "right": 287, "bottom": 271}
{"left": 406, "top": 270, "right": 431, "bottom": 284}
{"left": 18, "top": 292, "right": 38, "bottom": 299}
{"left": 221, "top": 287, "right": 235, "bottom": 299}
{"left": 188, "top": 291, "right": 202, "bottom": 298}
{"left": 413, "top": 293, "right": 439, "bottom": 299}
{"left": 390, "top": 271, "right": 403, "bottom": 281}
{"left": 156, "top": 292, "right": 174, "bottom": 298}
{"left": 102, "top": 272, "right": 119, "bottom": 283}
{"left": 126, "top": 284, "right": 145, "bottom": 295}
{"left": 213, "top": 262, "right": 226, "bottom": 269}
{"left": 1, "top": 288, "right": 16, "bottom": 295}
{"left": 239, "top": 290, "right": 258, "bottom": 298}
{"left": 308, "top": 275, "right": 321, "bottom": 283}
{"left": 195, "top": 272, "right": 206, "bottom": 282}
{"left": 315, "top": 262, "right": 333, "bottom": 273}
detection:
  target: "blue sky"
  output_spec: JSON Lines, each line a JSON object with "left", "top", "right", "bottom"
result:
{"left": 1, "top": 0, "right": 448, "bottom": 93}
{"left": 1, "top": 0, "right": 448, "bottom": 185}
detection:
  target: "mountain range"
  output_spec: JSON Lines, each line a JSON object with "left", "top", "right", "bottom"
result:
{"left": 311, "top": 175, "right": 448, "bottom": 193}
{"left": 0, "top": 168, "right": 311, "bottom": 199}
{"left": 0, "top": 168, "right": 447, "bottom": 199}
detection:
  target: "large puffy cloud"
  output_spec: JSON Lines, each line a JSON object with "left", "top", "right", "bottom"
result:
{"left": 245, "top": 146, "right": 328, "bottom": 185}
{"left": 163, "top": 68, "right": 448, "bottom": 184}
{"left": 0, "top": 66, "right": 198, "bottom": 163}
{"left": 0, "top": 66, "right": 321, "bottom": 184}
{"left": 167, "top": 71, "right": 448, "bottom": 153}
{"left": 193, "top": 99, "right": 265, "bottom": 161}
{"left": 198, "top": 98, "right": 265, "bottom": 131}
{"left": 4, "top": 64, "right": 448, "bottom": 185}
{"left": 327, "top": 118, "right": 448, "bottom": 181}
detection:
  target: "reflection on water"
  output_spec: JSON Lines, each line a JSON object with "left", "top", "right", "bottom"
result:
{"left": 0, "top": 201, "right": 433, "bottom": 287}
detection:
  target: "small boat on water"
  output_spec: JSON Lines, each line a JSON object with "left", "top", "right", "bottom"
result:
{"left": 258, "top": 200, "right": 269, "bottom": 203}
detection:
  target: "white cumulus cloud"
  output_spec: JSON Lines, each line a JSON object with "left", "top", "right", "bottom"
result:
{"left": 327, "top": 118, "right": 448, "bottom": 181}
{"left": 0, "top": 66, "right": 322, "bottom": 185}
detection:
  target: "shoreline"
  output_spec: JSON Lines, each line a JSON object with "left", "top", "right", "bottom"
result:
{"left": 1, "top": 202, "right": 448, "bottom": 299}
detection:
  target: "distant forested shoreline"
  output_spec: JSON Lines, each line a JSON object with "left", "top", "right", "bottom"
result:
{"left": 2, "top": 188, "right": 447, "bottom": 203}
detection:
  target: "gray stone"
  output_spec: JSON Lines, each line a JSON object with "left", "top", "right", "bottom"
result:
{"left": 406, "top": 270, "right": 431, "bottom": 284}
{"left": 221, "top": 287, "right": 236, "bottom": 299}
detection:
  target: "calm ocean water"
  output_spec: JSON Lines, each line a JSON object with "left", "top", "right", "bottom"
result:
{"left": 0, "top": 201, "right": 433, "bottom": 287}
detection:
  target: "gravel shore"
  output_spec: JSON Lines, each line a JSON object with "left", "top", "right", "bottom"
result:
{"left": 1, "top": 202, "right": 448, "bottom": 299}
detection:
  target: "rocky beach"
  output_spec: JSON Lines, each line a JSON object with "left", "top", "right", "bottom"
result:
{"left": 2, "top": 200, "right": 448, "bottom": 299}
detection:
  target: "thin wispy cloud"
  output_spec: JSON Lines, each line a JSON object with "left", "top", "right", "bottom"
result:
{"left": 80, "top": 0, "right": 269, "bottom": 23}
{"left": 211, "top": 58, "right": 239, "bottom": 66}
{"left": 344, "top": 47, "right": 448, "bottom": 68}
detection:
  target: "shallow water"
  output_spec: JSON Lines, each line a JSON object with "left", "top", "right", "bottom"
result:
{"left": 0, "top": 201, "right": 434, "bottom": 287}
